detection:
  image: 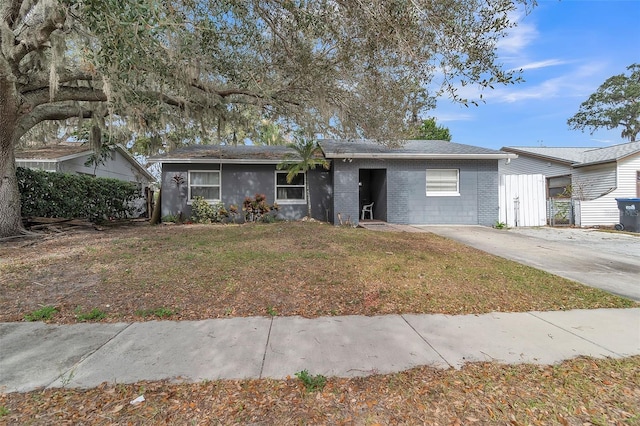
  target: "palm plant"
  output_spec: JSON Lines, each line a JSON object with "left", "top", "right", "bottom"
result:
{"left": 277, "top": 138, "right": 330, "bottom": 218}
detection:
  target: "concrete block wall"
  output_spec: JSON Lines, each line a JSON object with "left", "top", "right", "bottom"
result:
{"left": 161, "top": 163, "right": 332, "bottom": 221}
{"left": 475, "top": 160, "right": 500, "bottom": 226}
{"left": 332, "top": 159, "right": 499, "bottom": 226}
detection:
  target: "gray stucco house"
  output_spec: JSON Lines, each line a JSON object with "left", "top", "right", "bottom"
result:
{"left": 150, "top": 139, "right": 515, "bottom": 225}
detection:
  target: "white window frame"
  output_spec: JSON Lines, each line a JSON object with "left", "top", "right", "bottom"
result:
{"left": 188, "top": 170, "right": 221, "bottom": 203}
{"left": 426, "top": 168, "right": 460, "bottom": 197}
{"left": 275, "top": 171, "right": 306, "bottom": 204}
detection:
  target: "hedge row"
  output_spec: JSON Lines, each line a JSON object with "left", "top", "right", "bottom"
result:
{"left": 17, "top": 167, "right": 140, "bottom": 222}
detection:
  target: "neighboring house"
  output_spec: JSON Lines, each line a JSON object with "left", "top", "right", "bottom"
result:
{"left": 15, "top": 142, "right": 155, "bottom": 185}
{"left": 500, "top": 141, "right": 640, "bottom": 227}
{"left": 16, "top": 142, "right": 156, "bottom": 215}
{"left": 150, "top": 140, "right": 515, "bottom": 226}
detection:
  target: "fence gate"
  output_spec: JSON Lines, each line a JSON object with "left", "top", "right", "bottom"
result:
{"left": 499, "top": 174, "right": 547, "bottom": 227}
{"left": 547, "top": 198, "right": 574, "bottom": 226}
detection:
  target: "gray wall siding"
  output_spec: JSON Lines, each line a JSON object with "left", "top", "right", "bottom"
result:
{"left": 332, "top": 159, "right": 499, "bottom": 225}
{"left": 499, "top": 155, "right": 572, "bottom": 178}
{"left": 161, "top": 163, "right": 332, "bottom": 221}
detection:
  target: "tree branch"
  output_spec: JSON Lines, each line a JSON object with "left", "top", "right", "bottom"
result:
{"left": 20, "top": 70, "right": 98, "bottom": 93}
{"left": 3, "top": 1, "right": 40, "bottom": 31}
{"left": 10, "top": 2, "right": 66, "bottom": 66}
{"left": 15, "top": 102, "right": 96, "bottom": 141}
{"left": 23, "top": 85, "right": 107, "bottom": 107}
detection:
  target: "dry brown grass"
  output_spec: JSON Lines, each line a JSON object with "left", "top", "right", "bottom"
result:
{"left": 0, "top": 221, "right": 634, "bottom": 324}
{"left": 2, "top": 356, "right": 638, "bottom": 425}
{"left": 2, "top": 222, "right": 638, "bottom": 423}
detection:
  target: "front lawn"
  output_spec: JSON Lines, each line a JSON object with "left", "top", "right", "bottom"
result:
{"left": 0, "top": 222, "right": 634, "bottom": 324}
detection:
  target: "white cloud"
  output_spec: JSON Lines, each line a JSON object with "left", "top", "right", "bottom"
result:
{"left": 445, "top": 59, "right": 609, "bottom": 105}
{"left": 496, "top": 12, "right": 538, "bottom": 56}
{"left": 590, "top": 138, "right": 614, "bottom": 144}
{"left": 433, "top": 113, "right": 474, "bottom": 122}
{"left": 510, "top": 59, "right": 568, "bottom": 72}
{"left": 499, "top": 78, "right": 563, "bottom": 103}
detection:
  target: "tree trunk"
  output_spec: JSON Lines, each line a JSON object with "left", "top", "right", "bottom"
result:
{"left": 0, "top": 79, "right": 24, "bottom": 238}
{"left": 149, "top": 190, "right": 162, "bottom": 225}
{"left": 306, "top": 180, "right": 312, "bottom": 219}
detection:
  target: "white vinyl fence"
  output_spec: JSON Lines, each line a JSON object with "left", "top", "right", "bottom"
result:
{"left": 499, "top": 174, "right": 547, "bottom": 227}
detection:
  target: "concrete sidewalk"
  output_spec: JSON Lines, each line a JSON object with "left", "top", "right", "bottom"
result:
{"left": 1, "top": 308, "right": 639, "bottom": 393}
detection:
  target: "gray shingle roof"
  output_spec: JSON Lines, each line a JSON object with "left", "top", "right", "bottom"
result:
{"left": 16, "top": 143, "right": 156, "bottom": 182}
{"left": 578, "top": 141, "right": 640, "bottom": 167}
{"left": 502, "top": 141, "right": 640, "bottom": 167}
{"left": 149, "top": 140, "right": 514, "bottom": 163}
{"left": 149, "top": 145, "right": 300, "bottom": 163}
{"left": 15, "top": 142, "right": 90, "bottom": 160}
{"left": 501, "top": 147, "right": 588, "bottom": 164}
{"left": 318, "top": 139, "right": 513, "bottom": 159}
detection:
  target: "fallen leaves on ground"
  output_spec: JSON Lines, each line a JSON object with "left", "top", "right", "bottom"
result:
{"left": 0, "top": 222, "right": 634, "bottom": 325}
{"left": 1, "top": 356, "right": 638, "bottom": 425}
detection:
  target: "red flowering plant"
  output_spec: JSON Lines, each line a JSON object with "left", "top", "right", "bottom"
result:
{"left": 242, "top": 194, "right": 279, "bottom": 222}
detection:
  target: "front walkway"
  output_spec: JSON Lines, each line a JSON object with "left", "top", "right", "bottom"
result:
{"left": 1, "top": 309, "right": 638, "bottom": 392}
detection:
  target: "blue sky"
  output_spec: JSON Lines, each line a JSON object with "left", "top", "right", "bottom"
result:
{"left": 433, "top": 0, "right": 640, "bottom": 150}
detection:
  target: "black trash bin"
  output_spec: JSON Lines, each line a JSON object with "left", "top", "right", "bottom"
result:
{"left": 615, "top": 198, "right": 640, "bottom": 232}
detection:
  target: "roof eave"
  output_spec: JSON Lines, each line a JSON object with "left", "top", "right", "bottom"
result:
{"left": 500, "top": 148, "right": 575, "bottom": 165}
{"left": 325, "top": 153, "right": 517, "bottom": 160}
{"left": 572, "top": 159, "right": 616, "bottom": 168}
{"left": 148, "top": 158, "right": 292, "bottom": 164}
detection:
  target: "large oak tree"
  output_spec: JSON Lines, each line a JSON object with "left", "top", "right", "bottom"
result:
{"left": 1, "top": 0, "right": 533, "bottom": 237}
{"left": 568, "top": 63, "right": 640, "bottom": 142}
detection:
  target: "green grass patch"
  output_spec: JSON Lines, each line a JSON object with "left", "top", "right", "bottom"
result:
{"left": 24, "top": 306, "right": 57, "bottom": 322}
{"left": 74, "top": 307, "right": 107, "bottom": 322}
{"left": 135, "top": 307, "right": 176, "bottom": 319}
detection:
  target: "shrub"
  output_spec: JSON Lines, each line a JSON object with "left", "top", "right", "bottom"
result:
{"left": 295, "top": 370, "right": 327, "bottom": 392}
{"left": 17, "top": 167, "right": 139, "bottom": 222}
{"left": 190, "top": 196, "right": 228, "bottom": 223}
{"left": 242, "top": 194, "right": 279, "bottom": 223}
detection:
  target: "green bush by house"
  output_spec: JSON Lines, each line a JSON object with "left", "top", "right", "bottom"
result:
{"left": 17, "top": 167, "right": 139, "bottom": 222}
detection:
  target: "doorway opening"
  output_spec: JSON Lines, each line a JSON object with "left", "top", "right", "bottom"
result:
{"left": 359, "top": 169, "right": 387, "bottom": 222}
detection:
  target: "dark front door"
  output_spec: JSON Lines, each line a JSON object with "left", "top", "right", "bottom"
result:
{"left": 358, "top": 169, "right": 387, "bottom": 221}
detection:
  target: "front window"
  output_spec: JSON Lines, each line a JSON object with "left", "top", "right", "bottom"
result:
{"left": 275, "top": 171, "right": 305, "bottom": 203}
{"left": 189, "top": 170, "right": 220, "bottom": 201}
{"left": 426, "top": 169, "right": 459, "bottom": 196}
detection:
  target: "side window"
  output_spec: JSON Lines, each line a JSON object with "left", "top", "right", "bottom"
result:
{"left": 275, "top": 171, "right": 305, "bottom": 203}
{"left": 426, "top": 169, "right": 459, "bottom": 196}
{"left": 188, "top": 170, "right": 220, "bottom": 201}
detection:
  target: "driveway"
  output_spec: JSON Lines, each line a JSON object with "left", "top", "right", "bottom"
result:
{"left": 414, "top": 226, "right": 640, "bottom": 301}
